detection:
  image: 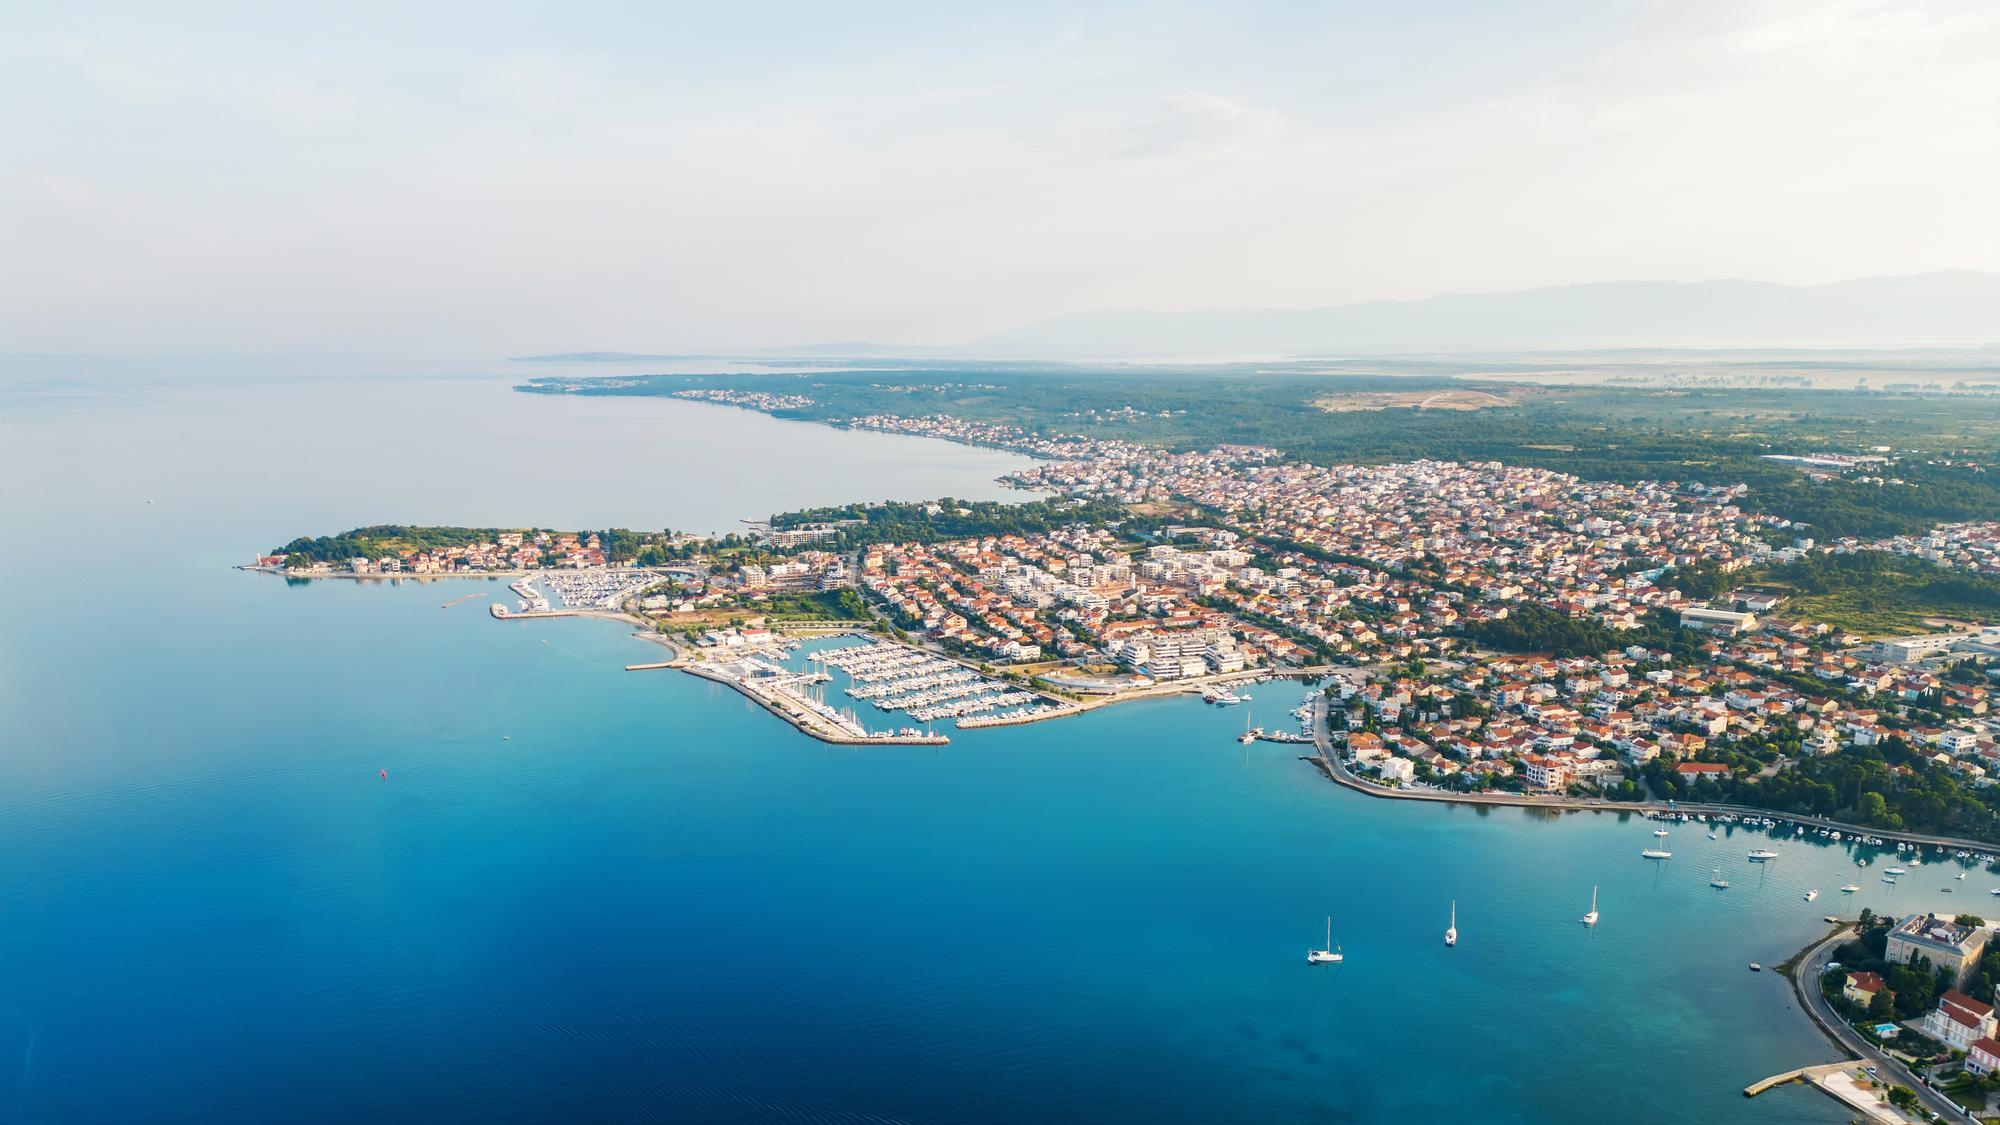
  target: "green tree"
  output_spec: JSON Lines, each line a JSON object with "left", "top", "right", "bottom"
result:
{"left": 1868, "top": 988, "right": 1894, "bottom": 1020}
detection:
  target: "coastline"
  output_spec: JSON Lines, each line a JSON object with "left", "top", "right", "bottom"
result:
{"left": 255, "top": 565, "right": 2000, "bottom": 855}
{"left": 1305, "top": 697, "right": 2000, "bottom": 856}
{"left": 1768, "top": 925, "right": 1965, "bottom": 1121}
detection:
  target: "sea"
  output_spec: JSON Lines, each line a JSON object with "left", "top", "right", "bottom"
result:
{"left": 0, "top": 358, "right": 1935, "bottom": 1122}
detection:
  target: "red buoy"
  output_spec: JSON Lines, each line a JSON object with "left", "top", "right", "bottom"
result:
{"left": 381, "top": 768, "right": 388, "bottom": 781}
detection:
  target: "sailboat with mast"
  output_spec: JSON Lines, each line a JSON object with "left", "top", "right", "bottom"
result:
{"left": 1579, "top": 886, "right": 1599, "bottom": 926}
{"left": 1307, "top": 916, "right": 1343, "bottom": 963}
{"left": 1445, "top": 901, "right": 1457, "bottom": 947}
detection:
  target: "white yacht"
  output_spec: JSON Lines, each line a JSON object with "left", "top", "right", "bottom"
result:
{"left": 1580, "top": 885, "right": 1599, "bottom": 926}
{"left": 1653, "top": 828, "right": 1670, "bottom": 838}
{"left": 1885, "top": 866, "right": 1909, "bottom": 876}
{"left": 1710, "top": 869, "right": 1730, "bottom": 889}
{"left": 1748, "top": 849, "right": 1780, "bottom": 861}
{"left": 1840, "top": 884, "right": 1861, "bottom": 893}
{"left": 1641, "top": 848, "right": 1672, "bottom": 859}
{"left": 1307, "top": 917, "right": 1343, "bottom": 963}
{"left": 1445, "top": 901, "right": 1457, "bottom": 948}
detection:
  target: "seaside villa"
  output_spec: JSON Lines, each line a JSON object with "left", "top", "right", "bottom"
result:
{"left": 1888, "top": 913, "right": 1992, "bottom": 990}
{"left": 1921, "top": 990, "right": 1997, "bottom": 1052}
{"left": 1969, "top": 1037, "right": 2000, "bottom": 1077}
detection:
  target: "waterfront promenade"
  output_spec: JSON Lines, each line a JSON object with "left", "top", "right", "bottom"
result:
{"left": 1784, "top": 926, "right": 1969, "bottom": 1122}
{"left": 1306, "top": 698, "right": 2000, "bottom": 856}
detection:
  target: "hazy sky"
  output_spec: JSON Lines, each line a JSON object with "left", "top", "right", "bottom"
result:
{"left": 5, "top": 0, "right": 1998, "bottom": 356}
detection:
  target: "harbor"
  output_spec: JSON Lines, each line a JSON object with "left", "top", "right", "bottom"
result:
{"left": 810, "top": 640, "right": 1062, "bottom": 727}
{"left": 683, "top": 637, "right": 951, "bottom": 746}
{"left": 489, "top": 572, "right": 656, "bottom": 618}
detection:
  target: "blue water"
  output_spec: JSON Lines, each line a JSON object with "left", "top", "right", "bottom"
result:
{"left": 0, "top": 364, "right": 1912, "bottom": 1122}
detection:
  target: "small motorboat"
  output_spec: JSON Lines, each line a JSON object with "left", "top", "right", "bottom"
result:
{"left": 1748, "top": 963, "right": 1762, "bottom": 972}
{"left": 1804, "top": 889, "right": 1819, "bottom": 901}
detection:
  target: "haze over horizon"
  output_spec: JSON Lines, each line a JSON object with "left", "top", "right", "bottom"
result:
{"left": 6, "top": 1, "right": 1999, "bottom": 358}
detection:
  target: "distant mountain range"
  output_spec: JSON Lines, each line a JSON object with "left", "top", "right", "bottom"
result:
{"left": 975, "top": 271, "right": 2000, "bottom": 356}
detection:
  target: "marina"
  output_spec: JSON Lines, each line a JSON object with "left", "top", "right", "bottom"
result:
{"left": 810, "top": 639, "right": 1062, "bottom": 727}
{"left": 491, "top": 571, "right": 656, "bottom": 617}
{"left": 687, "top": 651, "right": 948, "bottom": 746}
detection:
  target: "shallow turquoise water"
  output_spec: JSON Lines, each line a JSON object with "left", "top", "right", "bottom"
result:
{"left": 0, "top": 367, "right": 1896, "bottom": 1121}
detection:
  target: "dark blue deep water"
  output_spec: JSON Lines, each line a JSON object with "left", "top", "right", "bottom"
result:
{"left": 0, "top": 364, "right": 1899, "bottom": 1122}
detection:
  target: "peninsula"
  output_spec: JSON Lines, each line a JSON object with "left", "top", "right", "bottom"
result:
{"left": 260, "top": 368, "right": 2000, "bottom": 851}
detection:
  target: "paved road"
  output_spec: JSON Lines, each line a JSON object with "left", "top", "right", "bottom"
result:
{"left": 1794, "top": 926, "right": 1974, "bottom": 1122}
{"left": 1304, "top": 698, "right": 2000, "bottom": 854}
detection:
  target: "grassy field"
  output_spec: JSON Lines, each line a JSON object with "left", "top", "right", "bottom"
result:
{"left": 1772, "top": 594, "right": 1945, "bottom": 638}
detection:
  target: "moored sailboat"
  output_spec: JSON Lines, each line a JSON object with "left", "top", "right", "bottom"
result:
{"left": 1307, "top": 917, "right": 1343, "bottom": 963}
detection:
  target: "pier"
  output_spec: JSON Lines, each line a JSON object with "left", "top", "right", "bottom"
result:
{"left": 1743, "top": 1061, "right": 1857, "bottom": 1097}
{"left": 683, "top": 662, "right": 950, "bottom": 747}
{"left": 957, "top": 706, "right": 1082, "bottom": 730}
{"left": 490, "top": 603, "right": 579, "bottom": 619}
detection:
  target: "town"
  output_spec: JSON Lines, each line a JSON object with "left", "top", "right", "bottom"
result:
{"left": 254, "top": 415, "right": 2000, "bottom": 844}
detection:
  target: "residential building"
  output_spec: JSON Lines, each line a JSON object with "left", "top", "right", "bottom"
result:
{"left": 1888, "top": 914, "right": 1993, "bottom": 990}
{"left": 1922, "top": 990, "right": 1997, "bottom": 1051}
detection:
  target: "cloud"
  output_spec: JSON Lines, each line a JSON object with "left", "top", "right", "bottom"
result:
{"left": 2, "top": 0, "right": 1997, "bottom": 355}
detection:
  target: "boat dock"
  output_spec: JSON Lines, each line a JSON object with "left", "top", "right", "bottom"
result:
{"left": 958, "top": 706, "right": 1082, "bottom": 730}
{"left": 684, "top": 661, "right": 950, "bottom": 746}
{"left": 811, "top": 640, "right": 1064, "bottom": 727}
{"left": 1743, "top": 1061, "right": 1859, "bottom": 1097}
{"left": 490, "top": 603, "right": 579, "bottom": 619}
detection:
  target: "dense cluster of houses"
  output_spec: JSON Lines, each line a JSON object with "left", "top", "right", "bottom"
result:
{"left": 271, "top": 530, "right": 612, "bottom": 574}
{"left": 1868, "top": 521, "right": 2000, "bottom": 576}
{"left": 830, "top": 420, "right": 2000, "bottom": 796}
{"left": 671, "top": 388, "right": 813, "bottom": 411}
{"left": 858, "top": 530, "right": 1303, "bottom": 670}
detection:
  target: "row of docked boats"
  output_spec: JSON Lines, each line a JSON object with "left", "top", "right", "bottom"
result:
{"left": 1646, "top": 811, "right": 2000, "bottom": 867}
{"left": 815, "top": 639, "right": 1049, "bottom": 726}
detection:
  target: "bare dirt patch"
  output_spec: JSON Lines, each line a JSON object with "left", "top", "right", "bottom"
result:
{"left": 1311, "top": 388, "right": 1531, "bottom": 413}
